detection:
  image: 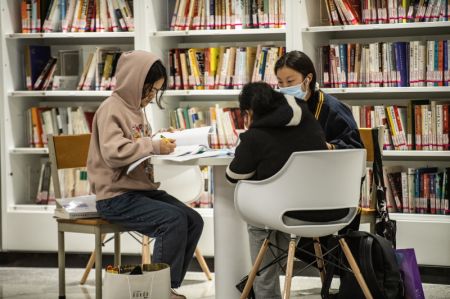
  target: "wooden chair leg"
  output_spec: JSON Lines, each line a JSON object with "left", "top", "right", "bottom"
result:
{"left": 240, "top": 238, "right": 270, "bottom": 299}
{"left": 313, "top": 237, "right": 326, "bottom": 284}
{"left": 195, "top": 247, "right": 212, "bottom": 280}
{"left": 142, "top": 235, "right": 151, "bottom": 264}
{"left": 80, "top": 234, "right": 107, "bottom": 285}
{"left": 339, "top": 238, "right": 374, "bottom": 299}
{"left": 282, "top": 237, "right": 296, "bottom": 299}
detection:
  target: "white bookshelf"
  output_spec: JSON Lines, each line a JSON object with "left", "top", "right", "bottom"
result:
{"left": 9, "top": 90, "right": 112, "bottom": 97}
{"left": 299, "top": 1, "right": 450, "bottom": 266}
{"left": 6, "top": 32, "right": 135, "bottom": 39}
{"left": 2, "top": 0, "right": 449, "bottom": 265}
{"left": 322, "top": 87, "right": 450, "bottom": 99}
{"left": 0, "top": 0, "right": 222, "bottom": 257}
{"left": 10, "top": 148, "right": 49, "bottom": 155}
{"left": 164, "top": 89, "right": 241, "bottom": 97}
{"left": 152, "top": 28, "right": 286, "bottom": 37}
{"left": 143, "top": 0, "right": 292, "bottom": 131}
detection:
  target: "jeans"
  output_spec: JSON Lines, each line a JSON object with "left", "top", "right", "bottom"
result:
{"left": 96, "top": 190, "right": 204, "bottom": 288}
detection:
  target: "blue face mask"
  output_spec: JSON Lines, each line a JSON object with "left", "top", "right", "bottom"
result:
{"left": 279, "top": 78, "right": 308, "bottom": 100}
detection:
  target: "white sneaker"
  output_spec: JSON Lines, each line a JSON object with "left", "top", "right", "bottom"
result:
{"left": 170, "top": 289, "right": 187, "bottom": 299}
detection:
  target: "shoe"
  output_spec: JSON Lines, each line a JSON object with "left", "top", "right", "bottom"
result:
{"left": 171, "top": 289, "right": 187, "bottom": 299}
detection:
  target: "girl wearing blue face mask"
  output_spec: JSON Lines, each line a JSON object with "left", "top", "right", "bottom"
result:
{"left": 275, "top": 50, "right": 363, "bottom": 150}
{"left": 275, "top": 51, "right": 365, "bottom": 285}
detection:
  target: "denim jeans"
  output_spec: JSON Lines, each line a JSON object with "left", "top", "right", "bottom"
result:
{"left": 96, "top": 190, "right": 204, "bottom": 288}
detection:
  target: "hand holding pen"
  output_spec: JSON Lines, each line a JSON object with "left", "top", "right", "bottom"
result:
{"left": 159, "top": 134, "right": 176, "bottom": 154}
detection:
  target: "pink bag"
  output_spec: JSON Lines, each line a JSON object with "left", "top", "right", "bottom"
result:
{"left": 395, "top": 248, "right": 425, "bottom": 299}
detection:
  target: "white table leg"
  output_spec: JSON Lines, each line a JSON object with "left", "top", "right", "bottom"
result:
{"left": 213, "top": 166, "right": 252, "bottom": 299}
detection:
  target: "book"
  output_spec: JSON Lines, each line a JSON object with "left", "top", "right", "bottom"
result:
{"left": 127, "top": 126, "right": 232, "bottom": 173}
{"left": 54, "top": 195, "right": 98, "bottom": 219}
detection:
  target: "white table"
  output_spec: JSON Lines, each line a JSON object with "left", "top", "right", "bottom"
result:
{"left": 151, "top": 156, "right": 252, "bottom": 299}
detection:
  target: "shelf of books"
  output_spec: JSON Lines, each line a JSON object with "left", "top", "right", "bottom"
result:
{"left": 9, "top": 91, "right": 113, "bottom": 97}
{"left": 383, "top": 150, "right": 450, "bottom": 160}
{"left": 10, "top": 148, "right": 49, "bottom": 155}
{"left": 164, "top": 89, "right": 242, "bottom": 97}
{"left": 302, "top": 21, "right": 450, "bottom": 33}
{"left": 0, "top": 0, "right": 146, "bottom": 253}
{"left": 300, "top": 1, "right": 450, "bottom": 266}
{"left": 7, "top": 32, "right": 135, "bottom": 39}
{"left": 322, "top": 87, "right": 450, "bottom": 99}
{"left": 153, "top": 28, "right": 286, "bottom": 37}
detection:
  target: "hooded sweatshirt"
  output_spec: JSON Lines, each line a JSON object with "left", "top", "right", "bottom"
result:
{"left": 87, "top": 50, "right": 162, "bottom": 201}
{"left": 226, "top": 95, "right": 327, "bottom": 184}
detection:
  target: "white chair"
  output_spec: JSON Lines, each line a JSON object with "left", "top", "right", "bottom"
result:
{"left": 154, "top": 164, "right": 213, "bottom": 280}
{"left": 235, "top": 149, "right": 373, "bottom": 299}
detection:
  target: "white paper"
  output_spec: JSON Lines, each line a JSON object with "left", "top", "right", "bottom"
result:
{"left": 127, "top": 127, "right": 213, "bottom": 175}
{"left": 153, "top": 126, "right": 211, "bottom": 147}
{"left": 155, "top": 149, "right": 232, "bottom": 162}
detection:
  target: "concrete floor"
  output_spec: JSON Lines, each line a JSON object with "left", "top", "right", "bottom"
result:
{"left": 0, "top": 267, "right": 449, "bottom": 298}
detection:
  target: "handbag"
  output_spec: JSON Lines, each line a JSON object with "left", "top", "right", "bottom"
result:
{"left": 371, "top": 127, "right": 397, "bottom": 247}
{"left": 395, "top": 248, "right": 425, "bottom": 299}
{"left": 103, "top": 263, "right": 171, "bottom": 299}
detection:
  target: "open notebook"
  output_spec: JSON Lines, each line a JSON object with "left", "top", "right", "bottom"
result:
{"left": 127, "top": 127, "right": 232, "bottom": 175}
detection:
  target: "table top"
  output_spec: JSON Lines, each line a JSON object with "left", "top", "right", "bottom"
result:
{"left": 150, "top": 155, "right": 233, "bottom": 166}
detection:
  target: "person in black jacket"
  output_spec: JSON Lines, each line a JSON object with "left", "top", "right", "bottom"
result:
{"left": 226, "top": 82, "right": 328, "bottom": 298}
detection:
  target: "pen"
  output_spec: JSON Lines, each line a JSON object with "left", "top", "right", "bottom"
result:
{"left": 160, "top": 134, "right": 171, "bottom": 144}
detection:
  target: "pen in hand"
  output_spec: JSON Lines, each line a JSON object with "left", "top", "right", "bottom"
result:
{"left": 159, "top": 135, "right": 176, "bottom": 154}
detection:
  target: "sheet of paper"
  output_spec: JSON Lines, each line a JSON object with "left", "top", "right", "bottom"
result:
{"left": 153, "top": 126, "right": 211, "bottom": 147}
{"left": 155, "top": 149, "right": 232, "bottom": 162}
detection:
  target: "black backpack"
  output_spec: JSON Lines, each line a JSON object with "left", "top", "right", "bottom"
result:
{"left": 321, "top": 231, "right": 404, "bottom": 299}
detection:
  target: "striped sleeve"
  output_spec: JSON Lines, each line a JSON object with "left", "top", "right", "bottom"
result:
{"left": 225, "top": 133, "right": 258, "bottom": 184}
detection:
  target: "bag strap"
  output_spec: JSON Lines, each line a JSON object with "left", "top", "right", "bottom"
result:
{"left": 371, "top": 128, "right": 392, "bottom": 221}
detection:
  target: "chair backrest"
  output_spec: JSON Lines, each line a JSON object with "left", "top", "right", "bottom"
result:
{"left": 48, "top": 134, "right": 91, "bottom": 199}
{"left": 234, "top": 149, "right": 366, "bottom": 238}
{"left": 153, "top": 165, "right": 204, "bottom": 204}
{"left": 359, "top": 126, "right": 384, "bottom": 162}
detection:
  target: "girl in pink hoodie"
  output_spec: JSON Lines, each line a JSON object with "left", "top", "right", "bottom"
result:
{"left": 87, "top": 51, "right": 202, "bottom": 299}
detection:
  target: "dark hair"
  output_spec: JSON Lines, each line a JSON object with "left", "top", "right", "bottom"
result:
{"left": 142, "top": 60, "right": 168, "bottom": 109}
{"left": 274, "top": 50, "right": 317, "bottom": 91}
{"left": 239, "top": 82, "right": 285, "bottom": 119}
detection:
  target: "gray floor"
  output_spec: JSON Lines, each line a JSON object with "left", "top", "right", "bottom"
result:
{"left": 0, "top": 267, "right": 449, "bottom": 298}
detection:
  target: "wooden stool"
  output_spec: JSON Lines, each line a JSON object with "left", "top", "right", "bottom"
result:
{"left": 57, "top": 218, "right": 127, "bottom": 299}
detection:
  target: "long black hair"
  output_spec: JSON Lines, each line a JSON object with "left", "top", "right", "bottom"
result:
{"left": 142, "top": 60, "right": 168, "bottom": 109}
{"left": 239, "top": 82, "right": 286, "bottom": 120}
{"left": 274, "top": 50, "right": 317, "bottom": 92}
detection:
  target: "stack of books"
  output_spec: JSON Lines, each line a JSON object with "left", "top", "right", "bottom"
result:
{"left": 318, "top": 40, "right": 450, "bottom": 88}
{"left": 352, "top": 101, "right": 450, "bottom": 151}
{"left": 170, "top": 0, "right": 286, "bottom": 31}
{"left": 21, "top": 0, "right": 134, "bottom": 33}
{"left": 168, "top": 45, "right": 285, "bottom": 90}
{"left": 322, "top": 0, "right": 450, "bottom": 25}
